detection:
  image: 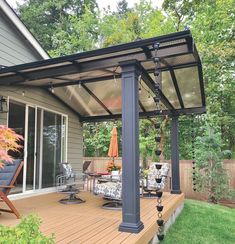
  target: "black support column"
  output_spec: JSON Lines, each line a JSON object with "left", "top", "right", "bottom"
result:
{"left": 118, "top": 60, "right": 144, "bottom": 233}
{"left": 170, "top": 116, "right": 182, "bottom": 194}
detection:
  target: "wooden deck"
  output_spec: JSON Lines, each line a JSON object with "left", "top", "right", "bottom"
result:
{"left": 0, "top": 192, "right": 184, "bottom": 244}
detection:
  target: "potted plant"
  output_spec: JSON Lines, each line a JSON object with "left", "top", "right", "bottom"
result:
{"left": 0, "top": 125, "right": 23, "bottom": 168}
{"left": 107, "top": 160, "right": 121, "bottom": 175}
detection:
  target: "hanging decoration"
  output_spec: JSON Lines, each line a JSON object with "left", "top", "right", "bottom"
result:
{"left": 153, "top": 41, "right": 165, "bottom": 241}
{"left": 191, "top": 115, "right": 196, "bottom": 191}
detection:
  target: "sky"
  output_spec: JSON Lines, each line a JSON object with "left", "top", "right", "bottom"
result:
{"left": 6, "top": 0, "right": 163, "bottom": 11}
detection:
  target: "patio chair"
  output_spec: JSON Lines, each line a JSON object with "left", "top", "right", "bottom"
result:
{"left": 141, "top": 162, "right": 170, "bottom": 198}
{"left": 83, "top": 160, "right": 92, "bottom": 174}
{"left": 56, "top": 162, "right": 86, "bottom": 204}
{"left": 0, "top": 159, "right": 24, "bottom": 219}
{"left": 93, "top": 174, "right": 122, "bottom": 210}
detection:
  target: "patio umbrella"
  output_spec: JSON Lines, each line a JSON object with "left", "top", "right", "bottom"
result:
{"left": 108, "top": 126, "right": 119, "bottom": 162}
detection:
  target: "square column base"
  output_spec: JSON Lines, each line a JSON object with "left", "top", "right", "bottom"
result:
{"left": 171, "top": 190, "right": 182, "bottom": 194}
{"left": 119, "top": 221, "right": 144, "bottom": 233}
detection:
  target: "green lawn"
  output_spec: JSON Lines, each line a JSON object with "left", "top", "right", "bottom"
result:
{"left": 163, "top": 199, "right": 235, "bottom": 244}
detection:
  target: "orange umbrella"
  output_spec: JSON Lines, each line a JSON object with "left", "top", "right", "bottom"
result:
{"left": 108, "top": 126, "right": 119, "bottom": 159}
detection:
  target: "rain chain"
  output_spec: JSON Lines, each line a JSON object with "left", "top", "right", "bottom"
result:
{"left": 153, "top": 42, "right": 165, "bottom": 242}
{"left": 191, "top": 115, "right": 196, "bottom": 191}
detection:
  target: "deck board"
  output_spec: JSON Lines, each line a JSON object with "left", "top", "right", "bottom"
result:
{"left": 0, "top": 192, "right": 184, "bottom": 243}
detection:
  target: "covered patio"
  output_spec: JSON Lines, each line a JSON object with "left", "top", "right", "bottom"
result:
{"left": 0, "top": 29, "right": 205, "bottom": 237}
{"left": 2, "top": 192, "right": 184, "bottom": 243}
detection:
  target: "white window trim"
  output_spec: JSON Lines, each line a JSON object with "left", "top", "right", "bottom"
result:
{"left": 7, "top": 96, "right": 69, "bottom": 195}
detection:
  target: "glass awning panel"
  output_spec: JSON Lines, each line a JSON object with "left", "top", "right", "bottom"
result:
{"left": 85, "top": 78, "right": 122, "bottom": 114}
{"left": 162, "top": 71, "right": 181, "bottom": 109}
{"left": 175, "top": 66, "right": 202, "bottom": 108}
{"left": 0, "top": 30, "right": 205, "bottom": 120}
{"left": 54, "top": 85, "right": 109, "bottom": 116}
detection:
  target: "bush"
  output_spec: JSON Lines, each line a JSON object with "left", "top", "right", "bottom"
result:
{"left": 0, "top": 215, "right": 54, "bottom": 243}
{"left": 194, "top": 125, "right": 233, "bottom": 203}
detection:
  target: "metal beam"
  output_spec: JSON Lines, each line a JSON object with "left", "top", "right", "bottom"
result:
{"left": 81, "top": 107, "right": 206, "bottom": 122}
{"left": 0, "top": 61, "right": 199, "bottom": 86}
{"left": 170, "top": 116, "right": 181, "bottom": 194}
{"left": 140, "top": 64, "right": 175, "bottom": 111}
{"left": 40, "top": 62, "right": 198, "bottom": 88}
{"left": 0, "top": 30, "right": 192, "bottom": 74}
{"left": 169, "top": 68, "right": 184, "bottom": 108}
{"left": 43, "top": 88, "right": 83, "bottom": 120}
{"left": 70, "top": 60, "right": 81, "bottom": 73}
{"left": 139, "top": 100, "right": 146, "bottom": 112}
{"left": 81, "top": 84, "right": 112, "bottom": 115}
{"left": 160, "top": 58, "right": 184, "bottom": 108}
{"left": 141, "top": 46, "right": 152, "bottom": 59}
{"left": 192, "top": 45, "right": 206, "bottom": 106}
{"left": 118, "top": 60, "right": 144, "bottom": 233}
{"left": 198, "top": 62, "right": 206, "bottom": 107}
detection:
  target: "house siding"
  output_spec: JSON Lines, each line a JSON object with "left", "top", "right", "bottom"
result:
{"left": 0, "top": 86, "right": 83, "bottom": 173}
{"left": 0, "top": 3, "right": 83, "bottom": 176}
{"left": 0, "top": 11, "right": 43, "bottom": 66}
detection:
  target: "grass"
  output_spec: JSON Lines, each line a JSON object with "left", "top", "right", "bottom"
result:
{"left": 163, "top": 199, "right": 235, "bottom": 244}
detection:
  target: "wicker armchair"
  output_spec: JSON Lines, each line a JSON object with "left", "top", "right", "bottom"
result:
{"left": 56, "top": 162, "right": 86, "bottom": 204}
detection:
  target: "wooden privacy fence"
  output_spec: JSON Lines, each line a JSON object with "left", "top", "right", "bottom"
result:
{"left": 83, "top": 157, "right": 235, "bottom": 200}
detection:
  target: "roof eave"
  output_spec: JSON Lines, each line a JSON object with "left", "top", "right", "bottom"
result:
{"left": 0, "top": 0, "right": 50, "bottom": 60}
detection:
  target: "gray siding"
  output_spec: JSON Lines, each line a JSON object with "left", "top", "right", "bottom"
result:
{"left": 0, "top": 86, "right": 83, "bottom": 172}
{"left": 0, "top": 11, "right": 43, "bottom": 66}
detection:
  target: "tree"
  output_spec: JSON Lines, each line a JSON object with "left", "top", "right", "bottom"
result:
{"left": 16, "top": 0, "right": 235, "bottom": 159}
{"left": 194, "top": 123, "right": 232, "bottom": 203}
{"left": 18, "top": 0, "right": 98, "bottom": 52}
{"left": 83, "top": 122, "right": 122, "bottom": 157}
{"left": 189, "top": 0, "right": 235, "bottom": 155}
{"left": 49, "top": 6, "right": 99, "bottom": 56}
{"left": 117, "top": 0, "right": 130, "bottom": 17}
{"left": 163, "top": 0, "right": 235, "bottom": 156}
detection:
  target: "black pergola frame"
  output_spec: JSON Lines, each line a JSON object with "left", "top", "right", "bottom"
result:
{"left": 0, "top": 30, "right": 205, "bottom": 121}
{"left": 0, "top": 30, "right": 206, "bottom": 234}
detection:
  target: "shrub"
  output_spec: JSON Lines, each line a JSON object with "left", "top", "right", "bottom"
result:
{"left": 0, "top": 125, "right": 23, "bottom": 168}
{"left": 194, "top": 125, "right": 233, "bottom": 203}
{"left": 0, "top": 215, "right": 54, "bottom": 243}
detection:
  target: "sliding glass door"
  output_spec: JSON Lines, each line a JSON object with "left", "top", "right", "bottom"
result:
{"left": 8, "top": 99, "right": 67, "bottom": 193}
{"left": 8, "top": 101, "right": 25, "bottom": 194}
{"left": 41, "top": 111, "right": 62, "bottom": 188}
{"left": 26, "top": 106, "right": 36, "bottom": 191}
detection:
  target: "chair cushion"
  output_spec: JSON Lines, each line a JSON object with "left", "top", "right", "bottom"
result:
{"left": 0, "top": 159, "right": 21, "bottom": 194}
{"left": 59, "top": 163, "right": 75, "bottom": 179}
{"left": 94, "top": 182, "right": 122, "bottom": 200}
